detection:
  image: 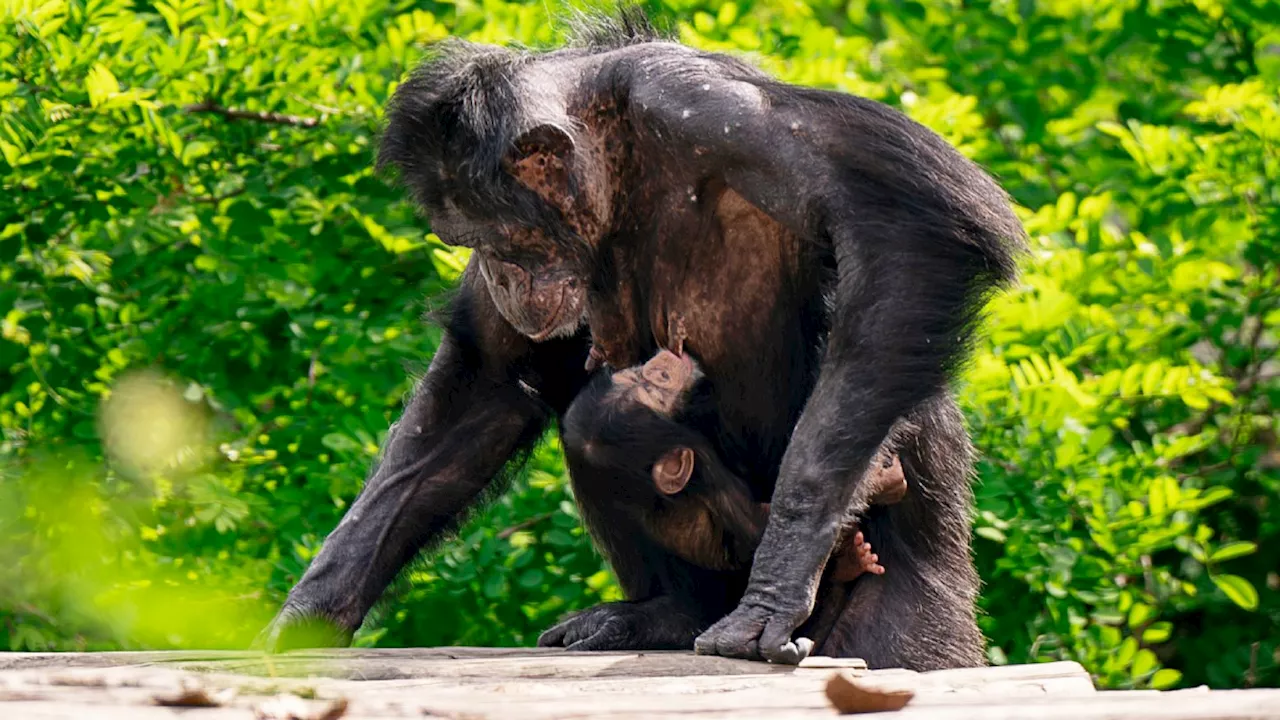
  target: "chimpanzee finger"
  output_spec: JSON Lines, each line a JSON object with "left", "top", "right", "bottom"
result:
{"left": 563, "top": 616, "right": 608, "bottom": 647}
{"left": 695, "top": 606, "right": 769, "bottom": 660}
{"left": 760, "top": 621, "right": 812, "bottom": 665}
{"left": 564, "top": 618, "right": 629, "bottom": 652}
{"left": 702, "top": 634, "right": 760, "bottom": 660}
{"left": 537, "top": 615, "right": 579, "bottom": 647}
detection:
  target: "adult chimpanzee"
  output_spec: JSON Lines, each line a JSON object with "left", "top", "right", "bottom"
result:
{"left": 259, "top": 8, "right": 1025, "bottom": 668}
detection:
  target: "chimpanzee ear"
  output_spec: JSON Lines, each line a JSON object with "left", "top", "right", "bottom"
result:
{"left": 507, "top": 124, "right": 575, "bottom": 168}
{"left": 504, "top": 122, "right": 576, "bottom": 174}
{"left": 504, "top": 125, "right": 576, "bottom": 201}
{"left": 652, "top": 447, "right": 695, "bottom": 495}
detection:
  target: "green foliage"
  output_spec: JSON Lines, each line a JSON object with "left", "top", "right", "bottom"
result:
{"left": 2, "top": 0, "right": 1276, "bottom": 690}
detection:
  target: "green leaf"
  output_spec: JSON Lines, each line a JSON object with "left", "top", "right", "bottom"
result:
{"left": 85, "top": 64, "right": 121, "bottom": 108}
{"left": 1150, "top": 669, "right": 1182, "bottom": 690}
{"left": 1212, "top": 574, "right": 1259, "bottom": 611}
{"left": 482, "top": 572, "right": 506, "bottom": 599}
{"left": 321, "top": 433, "right": 360, "bottom": 453}
{"left": 545, "top": 529, "right": 576, "bottom": 547}
{"left": 1149, "top": 478, "right": 1166, "bottom": 516}
{"left": 1114, "top": 637, "right": 1138, "bottom": 669}
{"left": 1208, "top": 542, "right": 1257, "bottom": 563}
{"left": 1141, "top": 362, "right": 1164, "bottom": 397}
{"left": 1130, "top": 649, "right": 1158, "bottom": 680}
{"left": 1127, "top": 602, "right": 1153, "bottom": 628}
{"left": 1142, "top": 622, "right": 1173, "bottom": 644}
{"left": 717, "top": 2, "right": 739, "bottom": 26}
{"left": 975, "top": 526, "right": 1006, "bottom": 543}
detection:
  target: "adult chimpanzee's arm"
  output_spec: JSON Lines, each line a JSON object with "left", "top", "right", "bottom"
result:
{"left": 259, "top": 262, "right": 588, "bottom": 650}
{"left": 626, "top": 54, "right": 1024, "bottom": 663}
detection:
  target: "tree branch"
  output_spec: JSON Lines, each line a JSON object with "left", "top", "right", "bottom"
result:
{"left": 184, "top": 99, "right": 320, "bottom": 128}
{"left": 496, "top": 512, "right": 556, "bottom": 540}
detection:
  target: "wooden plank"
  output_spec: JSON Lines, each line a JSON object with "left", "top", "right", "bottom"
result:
{"left": 1, "top": 649, "right": 1274, "bottom": 720}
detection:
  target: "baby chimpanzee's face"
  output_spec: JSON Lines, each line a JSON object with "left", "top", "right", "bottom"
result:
{"left": 610, "top": 349, "right": 697, "bottom": 416}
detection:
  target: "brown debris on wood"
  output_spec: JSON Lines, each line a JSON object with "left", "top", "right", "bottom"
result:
{"left": 825, "top": 671, "right": 915, "bottom": 714}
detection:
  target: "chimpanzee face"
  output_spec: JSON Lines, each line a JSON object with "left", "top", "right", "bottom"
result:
{"left": 610, "top": 349, "right": 697, "bottom": 416}
{"left": 601, "top": 349, "right": 699, "bottom": 496}
{"left": 429, "top": 199, "right": 590, "bottom": 342}
{"left": 428, "top": 124, "right": 611, "bottom": 342}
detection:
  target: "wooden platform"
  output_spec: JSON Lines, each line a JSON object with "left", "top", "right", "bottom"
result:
{"left": 1, "top": 648, "right": 1278, "bottom": 719}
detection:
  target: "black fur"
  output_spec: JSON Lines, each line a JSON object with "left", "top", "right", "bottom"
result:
{"left": 562, "top": 370, "right": 765, "bottom": 565}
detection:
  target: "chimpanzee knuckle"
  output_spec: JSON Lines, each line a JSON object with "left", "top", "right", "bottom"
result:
{"left": 718, "top": 633, "right": 761, "bottom": 661}
{"left": 554, "top": 620, "right": 589, "bottom": 647}
{"left": 761, "top": 640, "right": 805, "bottom": 666}
{"left": 694, "top": 605, "right": 770, "bottom": 660}
{"left": 536, "top": 624, "right": 566, "bottom": 647}
{"left": 539, "top": 608, "right": 590, "bottom": 647}
{"left": 692, "top": 632, "right": 716, "bottom": 656}
{"left": 566, "top": 619, "right": 623, "bottom": 652}
{"left": 760, "top": 619, "right": 809, "bottom": 665}
{"left": 597, "top": 618, "right": 632, "bottom": 648}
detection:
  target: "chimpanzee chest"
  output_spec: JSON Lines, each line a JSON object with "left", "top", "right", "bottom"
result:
{"left": 586, "top": 187, "right": 820, "bottom": 481}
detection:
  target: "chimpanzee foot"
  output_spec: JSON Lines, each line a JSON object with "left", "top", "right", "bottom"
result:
{"left": 830, "top": 530, "right": 884, "bottom": 582}
{"left": 537, "top": 599, "right": 703, "bottom": 651}
{"left": 254, "top": 604, "right": 354, "bottom": 653}
{"left": 694, "top": 602, "right": 813, "bottom": 664}
{"left": 852, "top": 531, "right": 885, "bottom": 576}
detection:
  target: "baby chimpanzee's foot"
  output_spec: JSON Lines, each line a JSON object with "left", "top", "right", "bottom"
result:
{"left": 830, "top": 529, "right": 884, "bottom": 582}
{"left": 850, "top": 531, "right": 884, "bottom": 577}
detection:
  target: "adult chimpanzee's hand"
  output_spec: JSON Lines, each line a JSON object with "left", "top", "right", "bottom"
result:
{"left": 693, "top": 600, "right": 814, "bottom": 664}
{"left": 538, "top": 598, "right": 705, "bottom": 652}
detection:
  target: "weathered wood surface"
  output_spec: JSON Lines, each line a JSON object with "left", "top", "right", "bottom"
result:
{"left": 1, "top": 648, "right": 1277, "bottom": 719}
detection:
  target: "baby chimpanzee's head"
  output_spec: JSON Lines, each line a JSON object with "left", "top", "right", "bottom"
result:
{"left": 563, "top": 345, "right": 716, "bottom": 497}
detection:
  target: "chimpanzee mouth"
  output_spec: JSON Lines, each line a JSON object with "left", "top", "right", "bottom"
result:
{"left": 527, "top": 316, "right": 565, "bottom": 343}
{"left": 526, "top": 289, "right": 581, "bottom": 342}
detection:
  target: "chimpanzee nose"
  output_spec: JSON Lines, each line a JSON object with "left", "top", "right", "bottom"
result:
{"left": 532, "top": 281, "right": 562, "bottom": 307}
{"left": 495, "top": 259, "right": 529, "bottom": 296}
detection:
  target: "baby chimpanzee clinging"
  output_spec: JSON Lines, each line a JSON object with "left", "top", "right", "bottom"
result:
{"left": 565, "top": 314, "right": 908, "bottom": 581}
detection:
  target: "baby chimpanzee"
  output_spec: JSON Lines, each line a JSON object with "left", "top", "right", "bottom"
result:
{"left": 565, "top": 315, "right": 908, "bottom": 581}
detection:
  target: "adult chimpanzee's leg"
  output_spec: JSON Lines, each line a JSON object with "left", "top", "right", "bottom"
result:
{"left": 817, "top": 394, "right": 984, "bottom": 670}
{"left": 259, "top": 263, "right": 590, "bottom": 651}
{"left": 694, "top": 231, "right": 996, "bottom": 663}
